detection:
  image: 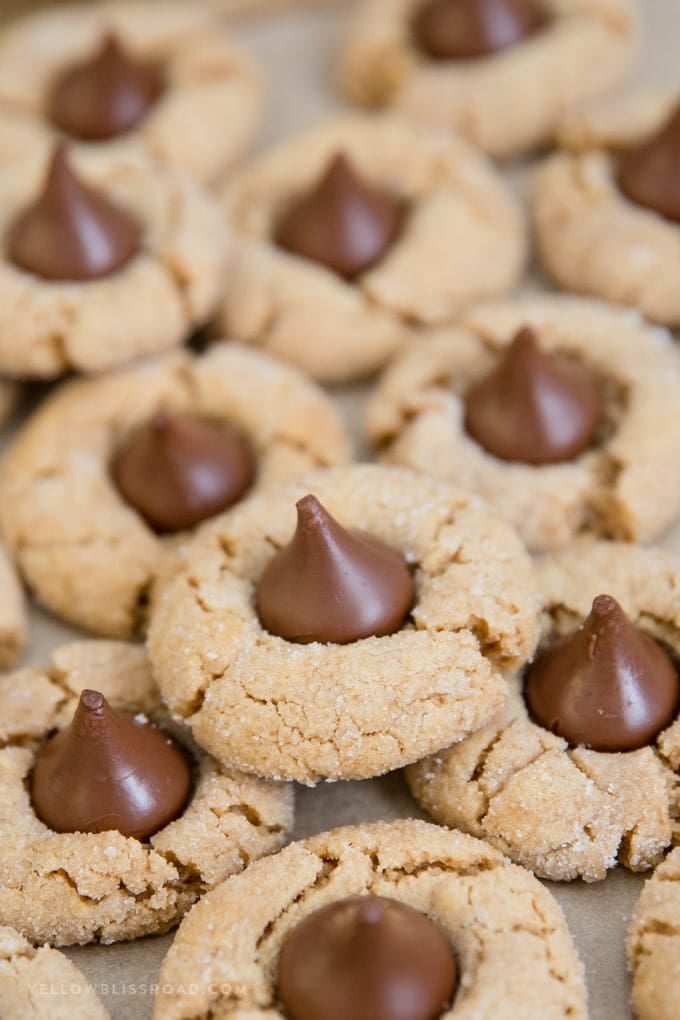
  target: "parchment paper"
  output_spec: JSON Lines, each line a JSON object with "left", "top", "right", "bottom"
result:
{"left": 1, "top": 2, "right": 679, "bottom": 1017}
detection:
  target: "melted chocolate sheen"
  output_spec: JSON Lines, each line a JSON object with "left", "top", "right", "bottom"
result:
{"left": 274, "top": 153, "right": 404, "bottom": 279}
{"left": 413, "top": 0, "right": 547, "bottom": 61}
{"left": 255, "top": 494, "right": 414, "bottom": 644}
{"left": 525, "top": 595, "right": 680, "bottom": 752}
{"left": 464, "top": 326, "right": 602, "bottom": 465}
{"left": 278, "top": 895, "right": 458, "bottom": 1020}
{"left": 31, "top": 690, "right": 192, "bottom": 840}
{"left": 7, "top": 144, "right": 141, "bottom": 281}
{"left": 112, "top": 412, "right": 257, "bottom": 534}
{"left": 618, "top": 103, "right": 680, "bottom": 223}
{"left": 48, "top": 33, "right": 165, "bottom": 141}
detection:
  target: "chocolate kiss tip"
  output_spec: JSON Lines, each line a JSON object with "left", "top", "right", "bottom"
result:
{"left": 618, "top": 102, "right": 680, "bottom": 223}
{"left": 274, "top": 149, "right": 403, "bottom": 280}
{"left": 464, "top": 324, "right": 602, "bottom": 466}
{"left": 255, "top": 493, "right": 414, "bottom": 645}
{"left": 413, "top": 0, "right": 546, "bottom": 62}
{"left": 31, "top": 688, "right": 192, "bottom": 840}
{"left": 7, "top": 142, "right": 141, "bottom": 282}
{"left": 525, "top": 593, "right": 680, "bottom": 753}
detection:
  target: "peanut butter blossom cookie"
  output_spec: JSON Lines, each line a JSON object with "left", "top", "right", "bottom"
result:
{"left": 407, "top": 540, "right": 680, "bottom": 882}
{"left": 338, "top": 0, "right": 639, "bottom": 158}
{"left": 0, "top": 926, "right": 109, "bottom": 1020}
{"left": 148, "top": 464, "right": 540, "bottom": 783}
{"left": 153, "top": 819, "right": 587, "bottom": 1020}
{"left": 0, "top": 641, "right": 294, "bottom": 946}
{"left": 367, "top": 295, "right": 680, "bottom": 553}
{"left": 627, "top": 847, "right": 680, "bottom": 1020}
{"left": 217, "top": 114, "right": 526, "bottom": 383}
{"left": 0, "top": 143, "right": 227, "bottom": 378}
{"left": 535, "top": 89, "right": 680, "bottom": 325}
{"left": 0, "top": 1, "right": 263, "bottom": 184}
{"left": 0, "top": 343, "right": 349, "bottom": 638}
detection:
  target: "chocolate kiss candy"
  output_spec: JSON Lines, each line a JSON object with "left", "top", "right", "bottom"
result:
{"left": 255, "top": 494, "right": 414, "bottom": 644}
{"left": 464, "top": 326, "right": 602, "bottom": 465}
{"left": 618, "top": 103, "right": 680, "bottom": 223}
{"left": 278, "top": 895, "right": 458, "bottom": 1020}
{"left": 48, "top": 32, "right": 165, "bottom": 141}
{"left": 112, "top": 412, "right": 257, "bottom": 534}
{"left": 274, "top": 152, "right": 404, "bottom": 280}
{"left": 31, "top": 689, "right": 192, "bottom": 840}
{"left": 413, "top": 0, "right": 547, "bottom": 61}
{"left": 7, "top": 144, "right": 141, "bottom": 281}
{"left": 525, "top": 595, "right": 680, "bottom": 753}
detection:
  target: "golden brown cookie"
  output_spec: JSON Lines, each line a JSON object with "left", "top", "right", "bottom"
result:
{"left": 534, "top": 89, "right": 680, "bottom": 325}
{"left": 627, "top": 847, "right": 680, "bottom": 1020}
{"left": 148, "top": 464, "right": 540, "bottom": 783}
{"left": 0, "top": 543, "right": 26, "bottom": 669}
{"left": 0, "top": 641, "right": 294, "bottom": 947}
{"left": 0, "top": 146, "right": 228, "bottom": 379}
{"left": 338, "top": 0, "right": 639, "bottom": 158}
{"left": 367, "top": 295, "right": 680, "bottom": 553}
{"left": 0, "top": 926, "right": 109, "bottom": 1020}
{"left": 407, "top": 540, "right": 680, "bottom": 882}
{"left": 218, "top": 114, "right": 526, "bottom": 383}
{"left": 153, "top": 819, "right": 587, "bottom": 1020}
{"left": 0, "top": 1, "right": 263, "bottom": 185}
{"left": 0, "top": 342, "right": 350, "bottom": 638}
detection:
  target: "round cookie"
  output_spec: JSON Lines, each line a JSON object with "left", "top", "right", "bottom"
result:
{"left": 0, "top": 145, "right": 228, "bottom": 379}
{"left": 338, "top": 0, "right": 639, "bottom": 159}
{"left": 0, "top": 1, "right": 263, "bottom": 185}
{"left": 0, "top": 926, "right": 109, "bottom": 1020}
{"left": 0, "top": 543, "right": 26, "bottom": 670}
{"left": 367, "top": 295, "right": 680, "bottom": 553}
{"left": 0, "top": 342, "right": 350, "bottom": 638}
{"left": 0, "top": 641, "right": 294, "bottom": 946}
{"left": 534, "top": 89, "right": 680, "bottom": 325}
{"left": 153, "top": 819, "right": 587, "bottom": 1020}
{"left": 627, "top": 847, "right": 680, "bottom": 1020}
{"left": 406, "top": 540, "right": 680, "bottom": 882}
{"left": 217, "top": 113, "right": 526, "bottom": 383}
{"left": 148, "top": 464, "right": 540, "bottom": 783}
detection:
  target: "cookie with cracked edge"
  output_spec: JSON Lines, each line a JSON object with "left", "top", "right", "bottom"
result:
{"left": 534, "top": 88, "right": 680, "bottom": 326}
{"left": 0, "top": 925, "right": 110, "bottom": 1019}
{"left": 153, "top": 818, "right": 587, "bottom": 1020}
{"left": 338, "top": 0, "right": 639, "bottom": 158}
{"left": 147, "top": 463, "right": 541, "bottom": 783}
{"left": 406, "top": 540, "right": 680, "bottom": 882}
{"left": 0, "top": 343, "right": 350, "bottom": 639}
{"left": 217, "top": 113, "right": 526, "bottom": 384}
{"left": 0, "top": 145, "right": 227, "bottom": 379}
{"left": 367, "top": 295, "right": 680, "bottom": 553}
{"left": 627, "top": 846, "right": 680, "bottom": 1020}
{"left": 0, "top": 1, "right": 263, "bottom": 185}
{"left": 0, "top": 641, "right": 294, "bottom": 946}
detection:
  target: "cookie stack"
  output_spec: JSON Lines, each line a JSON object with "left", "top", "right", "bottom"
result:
{"left": 0, "top": 2, "right": 677, "bottom": 1019}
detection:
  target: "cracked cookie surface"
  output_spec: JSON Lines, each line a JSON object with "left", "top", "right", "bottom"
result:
{"left": 0, "top": 925, "right": 109, "bottom": 1019}
{"left": 0, "top": 641, "right": 294, "bottom": 947}
{"left": 217, "top": 113, "right": 526, "bottom": 383}
{"left": 0, "top": 342, "right": 350, "bottom": 638}
{"left": 534, "top": 89, "right": 680, "bottom": 325}
{"left": 627, "top": 846, "right": 680, "bottom": 1020}
{"left": 367, "top": 295, "right": 680, "bottom": 553}
{"left": 148, "top": 464, "right": 540, "bottom": 783}
{"left": 153, "top": 818, "right": 587, "bottom": 1020}
{"left": 0, "top": 1, "right": 263, "bottom": 185}
{"left": 338, "top": 0, "right": 639, "bottom": 158}
{"left": 0, "top": 146, "right": 227, "bottom": 379}
{"left": 407, "top": 540, "right": 680, "bottom": 882}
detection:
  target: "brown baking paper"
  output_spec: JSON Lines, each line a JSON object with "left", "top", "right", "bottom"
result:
{"left": 0, "top": 1, "right": 678, "bottom": 1017}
